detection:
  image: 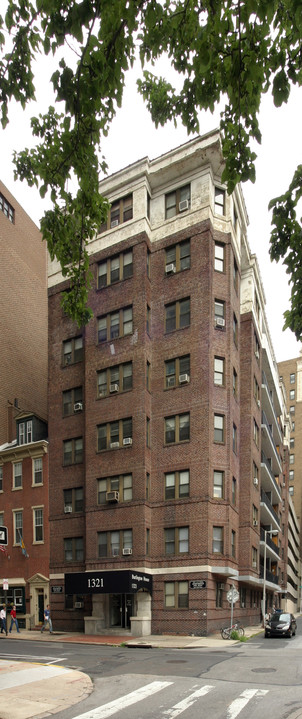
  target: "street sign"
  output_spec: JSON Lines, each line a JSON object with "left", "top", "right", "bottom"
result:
{"left": 227, "top": 588, "right": 239, "bottom": 604}
{"left": 0, "top": 527, "right": 8, "bottom": 545}
{"left": 189, "top": 580, "right": 207, "bottom": 589}
{"left": 3, "top": 580, "right": 8, "bottom": 591}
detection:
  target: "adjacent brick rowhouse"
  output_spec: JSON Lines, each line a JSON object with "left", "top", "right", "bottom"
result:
{"left": 48, "top": 133, "right": 288, "bottom": 635}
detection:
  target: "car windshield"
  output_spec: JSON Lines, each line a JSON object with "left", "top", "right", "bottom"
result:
{"left": 271, "top": 613, "right": 291, "bottom": 622}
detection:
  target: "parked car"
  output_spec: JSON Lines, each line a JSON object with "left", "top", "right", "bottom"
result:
{"left": 265, "top": 612, "right": 297, "bottom": 638}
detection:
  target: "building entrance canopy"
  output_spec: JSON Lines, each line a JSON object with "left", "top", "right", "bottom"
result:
{"left": 65, "top": 569, "right": 152, "bottom": 595}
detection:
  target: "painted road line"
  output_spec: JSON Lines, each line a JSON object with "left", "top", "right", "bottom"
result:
{"left": 163, "top": 684, "right": 214, "bottom": 718}
{"left": 72, "top": 681, "right": 173, "bottom": 719}
{"left": 227, "top": 688, "right": 269, "bottom": 719}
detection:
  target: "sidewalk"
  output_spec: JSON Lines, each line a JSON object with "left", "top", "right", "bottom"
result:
{"left": 0, "top": 625, "right": 263, "bottom": 719}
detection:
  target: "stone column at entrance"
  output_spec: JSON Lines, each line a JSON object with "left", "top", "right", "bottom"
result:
{"left": 84, "top": 594, "right": 106, "bottom": 635}
{"left": 130, "top": 592, "right": 151, "bottom": 636}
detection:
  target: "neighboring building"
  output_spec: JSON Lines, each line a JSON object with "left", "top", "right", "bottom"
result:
{"left": 278, "top": 354, "right": 302, "bottom": 535}
{"left": 0, "top": 181, "right": 48, "bottom": 445}
{"left": 0, "top": 413, "right": 49, "bottom": 628}
{"left": 48, "top": 131, "right": 289, "bottom": 635}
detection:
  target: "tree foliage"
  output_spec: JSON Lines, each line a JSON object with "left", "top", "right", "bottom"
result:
{"left": 0, "top": 0, "right": 302, "bottom": 333}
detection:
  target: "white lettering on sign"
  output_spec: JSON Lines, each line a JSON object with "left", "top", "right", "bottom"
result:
{"left": 87, "top": 577, "right": 104, "bottom": 589}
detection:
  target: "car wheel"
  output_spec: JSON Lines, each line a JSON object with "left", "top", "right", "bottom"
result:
{"left": 264, "top": 632, "right": 269, "bottom": 638}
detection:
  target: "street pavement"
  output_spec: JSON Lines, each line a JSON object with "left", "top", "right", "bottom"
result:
{"left": 0, "top": 624, "right": 263, "bottom": 719}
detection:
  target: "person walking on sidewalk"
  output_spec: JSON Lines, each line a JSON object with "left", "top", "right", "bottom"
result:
{"left": 0, "top": 605, "right": 6, "bottom": 634}
{"left": 9, "top": 605, "right": 20, "bottom": 633}
{"left": 41, "top": 605, "right": 53, "bottom": 634}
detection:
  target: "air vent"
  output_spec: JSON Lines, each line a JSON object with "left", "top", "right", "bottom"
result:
{"left": 106, "top": 491, "right": 119, "bottom": 502}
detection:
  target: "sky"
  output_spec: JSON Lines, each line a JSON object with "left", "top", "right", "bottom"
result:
{"left": 1, "top": 56, "right": 301, "bottom": 364}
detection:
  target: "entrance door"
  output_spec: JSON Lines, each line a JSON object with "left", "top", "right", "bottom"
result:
{"left": 38, "top": 591, "right": 44, "bottom": 623}
{"left": 109, "top": 594, "right": 133, "bottom": 628}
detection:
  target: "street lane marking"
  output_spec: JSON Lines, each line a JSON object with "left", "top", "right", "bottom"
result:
{"left": 72, "top": 681, "right": 173, "bottom": 719}
{"left": 163, "top": 684, "right": 214, "bottom": 718}
{"left": 227, "top": 688, "right": 269, "bottom": 719}
{"left": 0, "top": 664, "right": 71, "bottom": 690}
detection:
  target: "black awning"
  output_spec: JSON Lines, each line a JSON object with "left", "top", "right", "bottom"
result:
{"left": 65, "top": 569, "right": 152, "bottom": 595}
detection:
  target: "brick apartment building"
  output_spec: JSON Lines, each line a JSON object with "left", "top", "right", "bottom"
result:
{"left": 48, "top": 132, "right": 290, "bottom": 636}
{"left": 0, "top": 182, "right": 49, "bottom": 627}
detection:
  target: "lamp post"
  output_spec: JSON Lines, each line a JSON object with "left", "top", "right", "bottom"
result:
{"left": 262, "top": 529, "right": 278, "bottom": 625}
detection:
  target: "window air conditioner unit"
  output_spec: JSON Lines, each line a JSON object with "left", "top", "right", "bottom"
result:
{"left": 257, "top": 399, "right": 261, "bottom": 408}
{"left": 252, "top": 561, "right": 257, "bottom": 568}
{"left": 215, "top": 317, "right": 225, "bottom": 328}
{"left": 110, "top": 384, "right": 119, "bottom": 393}
{"left": 106, "top": 491, "right": 119, "bottom": 502}
{"left": 111, "top": 219, "right": 119, "bottom": 227}
{"left": 64, "top": 505, "right": 72, "bottom": 513}
{"left": 165, "top": 263, "right": 176, "bottom": 275}
{"left": 112, "top": 547, "right": 119, "bottom": 556}
{"left": 179, "top": 374, "right": 190, "bottom": 384}
{"left": 75, "top": 602, "right": 84, "bottom": 608}
{"left": 123, "top": 437, "right": 132, "bottom": 446}
{"left": 218, "top": 583, "right": 224, "bottom": 590}
{"left": 253, "top": 477, "right": 259, "bottom": 487}
{"left": 123, "top": 548, "right": 132, "bottom": 555}
{"left": 74, "top": 402, "right": 83, "bottom": 412}
{"left": 110, "top": 441, "right": 120, "bottom": 449}
{"left": 167, "top": 376, "right": 176, "bottom": 387}
{"left": 253, "top": 519, "right": 258, "bottom": 527}
{"left": 255, "top": 350, "right": 259, "bottom": 359}
{"left": 179, "top": 199, "right": 189, "bottom": 212}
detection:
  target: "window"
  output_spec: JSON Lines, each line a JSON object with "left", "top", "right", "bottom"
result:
{"left": 232, "top": 477, "right": 236, "bottom": 505}
{"left": 290, "top": 438, "right": 295, "bottom": 449}
{"left": 146, "top": 472, "right": 150, "bottom": 500}
{"left": 289, "top": 470, "right": 294, "bottom": 481}
{"left": 165, "top": 355, "right": 190, "bottom": 388}
{"left": 165, "top": 527, "right": 189, "bottom": 555}
{"left": 98, "top": 306, "right": 133, "bottom": 342}
{"left": 98, "top": 529, "right": 132, "bottom": 557}
{"left": 165, "top": 470, "right": 189, "bottom": 499}
{"left": 33, "top": 458, "right": 43, "bottom": 485}
{"left": 0, "top": 466, "right": 3, "bottom": 492}
{"left": 146, "top": 305, "right": 150, "bottom": 334}
{"left": 147, "top": 248, "right": 151, "bottom": 277}
{"left": 253, "top": 462, "right": 259, "bottom": 483}
{"left": 214, "top": 242, "right": 225, "bottom": 272}
{"left": 254, "top": 376, "right": 260, "bottom": 403}
{"left": 97, "top": 250, "right": 133, "bottom": 288}
{"left": 213, "top": 470, "right": 224, "bottom": 498}
{"left": 214, "top": 414, "right": 224, "bottom": 443}
{"left": 254, "top": 332, "right": 260, "bottom": 360}
{"left": 63, "top": 336, "right": 83, "bottom": 366}
{"left": 165, "top": 413, "right": 190, "bottom": 444}
{"left": 97, "top": 363, "right": 133, "bottom": 397}
{"left": 97, "top": 418, "right": 132, "bottom": 451}
{"left": 64, "top": 537, "right": 84, "bottom": 562}
{"left": 289, "top": 486, "right": 294, "bottom": 496}
{"left": 253, "top": 419, "right": 259, "bottom": 447}
{"left": 63, "top": 438, "right": 83, "bottom": 465}
{"left": 165, "top": 240, "right": 190, "bottom": 273}
{"left": 290, "top": 373, "right": 295, "bottom": 384}
{"left": 231, "top": 530, "right": 236, "bottom": 558}
{"left": 63, "top": 387, "right": 83, "bottom": 416}
{"left": 146, "top": 417, "right": 150, "bottom": 447}
{"left": 146, "top": 361, "right": 151, "bottom": 391}
{"left": 97, "top": 475, "right": 132, "bottom": 504}
{"left": 164, "top": 581, "right": 188, "bottom": 608}
{"left": 216, "top": 582, "right": 223, "bottom": 608}
{"left": 233, "top": 424, "right": 237, "bottom": 454}
{"left": 214, "top": 187, "right": 225, "bottom": 215}
{"left": 100, "top": 194, "right": 133, "bottom": 232}
{"left": 214, "top": 357, "right": 225, "bottom": 386}
{"left": 233, "top": 313, "right": 238, "bottom": 345}
{"left": 289, "top": 454, "right": 294, "bottom": 464}
{"left": 64, "top": 487, "right": 84, "bottom": 513}
{"left": 13, "top": 462, "right": 22, "bottom": 489}
{"left": 290, "top": 389, "right": 295, "bottom": 400}
{"left": 0, "top": 192, "right": 14, "bottom": 223}
{"left": 0, "top": 512, "right": 3, "bottom": 525}
{"left": 252, "top": 505, "right": 258, "bottom": 525}
{"left": 213, "top": 526, "right": 223, "bottom": 553}
{"left": 240, "top": 587, "right": 246, "bottom": 608}
{"left": 18, "top": 420, "right": 32, "bottom": 445}
{"left": 33, "top": 508, "right": 44, "bottom": 542}
{"left": 290, "top": 405, "right": 295, "bottom": 415}
{"left": 233, "top": 368, "right": 238, "bottom": 397}
{"left": 13, "top": 511, "right": 23, "bottom": 545}
{"left": 214, "top": 299, "right": 225, "bottom": 327}
{"left": 146, "top": 528, "right": 150, "bottom": 555}
{"left": 165, "top": 184, "right": 190, "bottom": 219}
{"left": 165, "top": 298, "right": 190, "bottom": 332}
{"left": 292, "top": 421, "right": 295, "bottom": 431}
{"left": 233, "top": 258, "right": 239, "bottom": 292}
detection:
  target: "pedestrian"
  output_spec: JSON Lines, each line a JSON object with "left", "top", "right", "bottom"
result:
{"left": 0, "top": 605, "right": 6, "bottom": 634}
{"left": 9, "top": 605, "right": 20, "bottom": 633}
{"left": 41, "top": 605, "right": 53, "bottom": 634}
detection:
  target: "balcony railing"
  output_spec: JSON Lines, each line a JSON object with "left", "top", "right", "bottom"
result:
{"left": 260, "top": 526, "right": 280, "bottom": 556}
{"left": 259, "top": 566, "right": 279, "bottom": 585}
{"left": 261, "top": 451, "right": 282, "bottom": 498}
{"left": 260, "top": 491, "right": 280, "bottom": 528}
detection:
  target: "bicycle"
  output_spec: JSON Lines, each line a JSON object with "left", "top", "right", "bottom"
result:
{"left": 220, "top": 622, "right": 245, "bottom": 639}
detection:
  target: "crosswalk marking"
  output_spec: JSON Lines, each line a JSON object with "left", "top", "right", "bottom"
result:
{"left": 227, "top": 688, "right": 269, "bottom": 719}
{"left": 163, "top": 684, "right": 214, "bottom": 718}
{"left": 72, "top": 680, "right": 173, "bottom": 719}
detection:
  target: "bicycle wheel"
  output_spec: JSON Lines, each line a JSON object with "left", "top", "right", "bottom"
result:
{"left": 221, "top": 627, "right": 230, "bottom": 639}
{"left": 237, "top": 626, "right": 245, "bottom": 637}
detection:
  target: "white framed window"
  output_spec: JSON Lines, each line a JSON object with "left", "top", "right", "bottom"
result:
{"left": 13, "top": 510, "right": 23, "bottom": 545}
{"left": 33, "top": 507, "right": 44, "bottom": 543}
{"left": 0, "top": 466, "right": 3, "bottom": 492}
{"left": 13, "top": 462, "right": 22, "bottom": 489}
{"left": 33, "top": 458, "right": 43, "bottom": 485}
